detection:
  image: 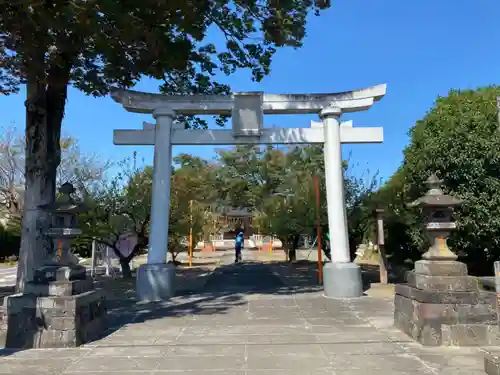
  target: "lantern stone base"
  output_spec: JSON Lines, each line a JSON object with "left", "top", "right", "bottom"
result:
{"left": 485, "top": 353, "right": 500, "bottom": 375}
{"left": 0, "top": 265, "right": 107, "bottom": 349}
{"left": 394, "top": 260, "right": 498, "bottom": 346}
{"left": 136, "top": 263, "right": 176, "bottom": 302}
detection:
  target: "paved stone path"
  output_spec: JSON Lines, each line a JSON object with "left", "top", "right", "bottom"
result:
{"left": 0, "top": 261, "right": 493, "bottom": 374}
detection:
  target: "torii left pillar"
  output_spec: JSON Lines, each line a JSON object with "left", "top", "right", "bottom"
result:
{"left": 135, "top": 107, "right": 176, "bottom": 301}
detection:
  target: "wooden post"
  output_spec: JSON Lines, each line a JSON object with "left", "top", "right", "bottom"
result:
{"left": 375, "top": 208, "right": 388, "bottom": 284}
{"left": 269, "top": 219, "right": 273, "bottom": 254}
{"left": 314, "top": 175, "right": 323, "bottom": 284}
{"left": 188, "top": 199, "right": 193, "bottom": 267}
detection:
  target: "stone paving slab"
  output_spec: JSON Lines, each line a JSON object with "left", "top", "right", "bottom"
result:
{"left": 0, "top": 261, "right": 496, "bottom": 374}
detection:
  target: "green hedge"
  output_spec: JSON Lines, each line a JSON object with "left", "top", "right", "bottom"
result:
{"left": 0, "top": 225, "right": 20, "bottom": 261}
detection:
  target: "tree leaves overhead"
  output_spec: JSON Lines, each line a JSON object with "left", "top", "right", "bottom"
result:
{"left": 0, "top": 0, "right": 327, "bottom": 96}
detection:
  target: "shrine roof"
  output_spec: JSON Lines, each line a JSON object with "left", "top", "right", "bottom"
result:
{"left": 216, "top": 207, "right": 253, "bottom": 217}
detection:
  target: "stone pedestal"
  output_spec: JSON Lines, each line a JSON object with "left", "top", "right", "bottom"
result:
{"left": 394, "top": 260, "right": 498, "bottom": 346}
{"left": 136, "top": 263, "right": 176, "bottom": 302}
{"left": 485, "top": 353, "right": 500, "bottom": 375}
{"left": 0, "top": 264, "right": 107, "bottom": 349}
{"left": 323, "top": 262, "right": 363, "bottom": 298}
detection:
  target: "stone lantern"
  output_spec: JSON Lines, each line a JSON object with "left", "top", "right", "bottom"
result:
{"left": 393, "top": 173, "right": 497, "bottom": 347}
{"left": 408, "top": 174, "right": 463, "bottom": 261}
{"left": 1, "top": 183, "right": 107, "bottom": 349}
{"left": 41, "top": 182, "right": 88, "bottom": 268}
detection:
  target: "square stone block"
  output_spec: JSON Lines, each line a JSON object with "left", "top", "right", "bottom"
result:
{"left": 414, "top": 260, "right": 468, "bottom": 276}
{"left": 24, "top": 279, "right": 93, "bottom": 296}
{"left": 485, "top": 353, "right": 500, "bottom": 375}
{"left": 394, "top": 287, "right": 498, "bottom": 347}
{"left": 2, "top": 288, "right": 107, "bottom": 349}
{"left": 406, "top": 272, "right": 479, "bottom": 292}
{"left": 34, "top": 265, "right": 86, "bottom": 283}
{"left": 395, "top": 283, "right": 480, "bottom": 304}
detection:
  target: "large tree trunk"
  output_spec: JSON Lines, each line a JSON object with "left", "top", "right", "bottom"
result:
{"left": 16, "top": 80, "right": 67, "bottom": 292}
{"left": 112, "top": 238, "right": 148, "bottom": 279}
{"left": 119, "top": 258, "right": 133, "bottom": 279}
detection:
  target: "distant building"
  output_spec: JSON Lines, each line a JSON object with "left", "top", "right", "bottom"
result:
{"left": 213, "top": 207, "right": 254, "bottom": 239}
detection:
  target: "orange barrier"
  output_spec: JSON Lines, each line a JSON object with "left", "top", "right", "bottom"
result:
{"left": 202, "top": 243, "right": 216, "bottom": 252}
{"left": 259, "top": 243, "right": 273, "bottom": 253}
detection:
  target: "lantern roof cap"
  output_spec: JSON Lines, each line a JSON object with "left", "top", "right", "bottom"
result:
{"left": 408, "top": 173, "right": 463, "bottom": 208}
{"left": 38, "top": 182, "right": 88, "bottom": 213}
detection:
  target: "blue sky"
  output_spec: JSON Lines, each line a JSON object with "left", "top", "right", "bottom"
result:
{"left": 1, "top": 0, "right": 499, "bottom": 182}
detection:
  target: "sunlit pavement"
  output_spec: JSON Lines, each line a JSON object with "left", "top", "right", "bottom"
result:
{"left": 0, "top": 254, "right": 493, "bottom": 374}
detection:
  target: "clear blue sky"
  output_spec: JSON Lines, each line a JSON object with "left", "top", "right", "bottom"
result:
{"left": 1, "top": 0, "right": 499, "bottom": 182}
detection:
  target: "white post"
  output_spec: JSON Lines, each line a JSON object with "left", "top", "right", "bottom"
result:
{"left": 148, "top": 107, "right": 174, "bottom": 264}
{"left": 135, "top": 106, "right": 177, "bottom": 302}
{"left": 495, "top": 261, "right": 500, "bottom": 325}
{"left": 105, "top": 246, "right": 111, "bottom": 277}
{"left": 320, "top": 107, "right": 363, "bottom": 298}
{"left": 90, "top": 239, "right": 97, "bottom": 277}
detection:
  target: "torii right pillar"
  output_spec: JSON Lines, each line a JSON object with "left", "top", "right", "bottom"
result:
{"left": 321, "top": 106, "right": 364, "bottom": 298}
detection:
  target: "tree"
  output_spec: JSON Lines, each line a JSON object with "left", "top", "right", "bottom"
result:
{"left": 2, "top": 0, "right": 330, "bottom": 290}
{"left": 83, "top": 153, "right": 220, "bottom": 274}
{"left": 169, "top": 154, "right": 219, "bottom": 263}
{"left": 262, "top": 146, "right": 320, "bottom": 260}
{"left": 369, "top": 168, "right": 422, "bottom": 266}
{"left": 0, "top": 127, "right": 24, "bottom": 225}
{"left": 215, "top": 145, "right": 268, "bottom": 208}
{"left": 379, "top": 86, "right": 500, "bottom": 274}
{"left": 82, "top": 162, "right": 152, "bottom": 278}
{"left": 343, "top": 162, "right": 381, "bottom": 259}
{"left": 57, "top": 137, "right": 111, "bottom": 197}
{"left": 0, "top": 126, "right": 108, "bottom": 229}
{"left": 216, "top": 144, "right": 377, "bottom": 261}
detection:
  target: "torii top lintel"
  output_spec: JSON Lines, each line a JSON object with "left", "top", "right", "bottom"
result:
{"left": 110, "top": 84, "right": 387, "bottom": 115}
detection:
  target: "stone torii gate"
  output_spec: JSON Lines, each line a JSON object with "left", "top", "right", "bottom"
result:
{"left": 111, "top": 84, "right": 387, "bottom": 301}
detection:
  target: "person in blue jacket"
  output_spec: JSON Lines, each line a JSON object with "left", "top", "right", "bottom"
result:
{"left": 235, "top": 231, "right": 244, "bottom": 263}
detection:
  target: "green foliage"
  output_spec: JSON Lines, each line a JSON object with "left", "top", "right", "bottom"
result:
{"left": 215, "top": 145, "right": 378, "bottom": 258}
{"left": 82, "top": 153, "right": 221, "bottom": 266}
{"left": 343, "top": 165, "right": 381, "bottom": 258}
{"left": 81, "top": 159, "right": 152, "bottom": 266}
{"left": 169, "top": 154, "right": 219, "bottom": 259}
{"left": 77, "top": 145, "right": 378, "bottom": 267}
{"left": 377, "top": 86, "right": 500, "bottom": 273}
{"left": 1, "top": 0, "right": 328, "bottom": 128}
{"left": 1, "top": 1, "right": 329, "bottom": 285}
{"left": 0, "top": 224, "right": 21, "bottom": 261}
{"left": 259, "top": 146, "right": 324, "bottom": 244}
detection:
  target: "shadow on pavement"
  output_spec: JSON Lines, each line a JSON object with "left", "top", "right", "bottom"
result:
{"left": 0, "top": 259, "right": 393, "bottom": 353}
{"left": 93, "top": 261, "right": 325, "bottom": 344}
